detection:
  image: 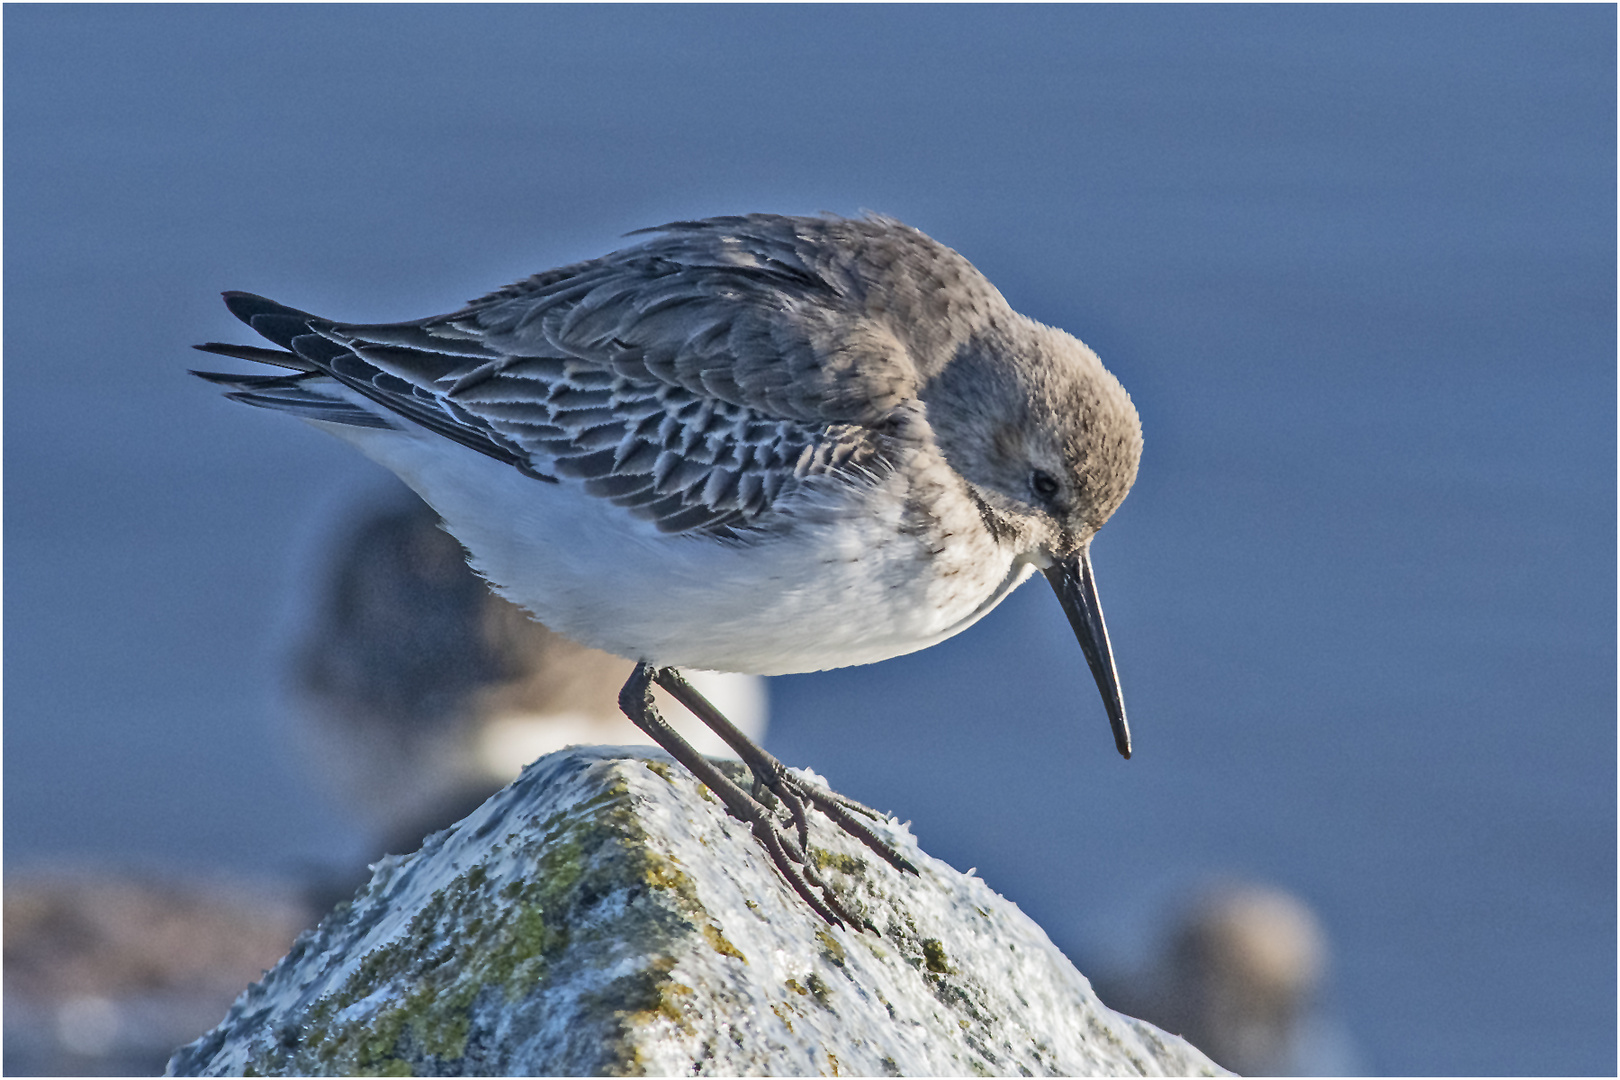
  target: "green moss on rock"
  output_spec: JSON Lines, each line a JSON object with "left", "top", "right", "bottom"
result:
{"left": 922, "top": 938, "right": 953, "bottom": 975}
{"left": 238, "top": 766, "right": 716, "bottom": 1076}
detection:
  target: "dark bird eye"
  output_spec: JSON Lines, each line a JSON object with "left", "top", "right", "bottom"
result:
{"left": 1030, "top": 469, "right": 1060, "bottom": 501}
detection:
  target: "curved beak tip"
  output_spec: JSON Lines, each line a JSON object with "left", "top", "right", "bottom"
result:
{"left": 1042, "top": 552, "right": 1133, "bottom": 760}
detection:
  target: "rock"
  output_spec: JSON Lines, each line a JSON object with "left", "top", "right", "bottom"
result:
{"left": 168, "top": 747, "right": 1227, "bottom": 1077}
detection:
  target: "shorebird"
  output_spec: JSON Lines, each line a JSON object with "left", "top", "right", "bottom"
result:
{"left": 1091, "top": 884, "right": 1348, "bottom": 1076}
{"left": 194, "top": 213, "right": 1143, "bottom": 928}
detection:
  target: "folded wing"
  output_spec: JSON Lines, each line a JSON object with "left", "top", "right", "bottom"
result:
{"left": 192, "top": 214, "right": 960, "bottom": 536}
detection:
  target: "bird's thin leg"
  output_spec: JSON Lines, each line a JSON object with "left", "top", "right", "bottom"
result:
{"left": 651, "top": 667, "right": 843, "bottom": 813}
{"left": 618, "top": 663, "right": 853, "bottom": 928}
{"left": 652, "top": 667, "right": 919, "bottom": 876}
{"left": 619, "top": 664, "right": 769, "bottom": 825}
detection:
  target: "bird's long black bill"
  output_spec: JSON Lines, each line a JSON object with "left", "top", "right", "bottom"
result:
{"left": 1043, "top": 549, "right": 1132, "bottom": 759}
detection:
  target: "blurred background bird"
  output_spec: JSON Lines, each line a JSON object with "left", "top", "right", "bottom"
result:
{"left": 1090, "top": 881, "right": 1361, "bottom": 1076}
{"left": 286, "top": 487, "right": 768, "bottom": 872}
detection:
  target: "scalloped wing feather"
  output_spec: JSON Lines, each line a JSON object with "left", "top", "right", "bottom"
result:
{"left": 199, "top": 214, "right": 1006, "bottom": 536}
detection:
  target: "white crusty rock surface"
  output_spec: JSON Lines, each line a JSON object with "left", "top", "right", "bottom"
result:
{"left": 168, "top": 747, "right": 1226, "bottom": 1077}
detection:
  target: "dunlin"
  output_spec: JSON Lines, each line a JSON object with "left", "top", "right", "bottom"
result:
{"left": 195, "top": 213, "right": 1143, "bottom": 927}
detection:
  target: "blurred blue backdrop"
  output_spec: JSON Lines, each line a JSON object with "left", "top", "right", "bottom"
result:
{"left": 5, "top": 6, "right": 1613, "bottom": 1075}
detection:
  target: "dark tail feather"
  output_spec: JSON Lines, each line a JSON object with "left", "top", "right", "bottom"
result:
{"left": 224, "top": 389, "right": 400, "bottom": 429}
{"left": 193, "top": 341, "right": 316, "bottom": 372}
{"left": 221, "top": 291, "right": 328, "bottom": 351}
{"left": 190, "top": 369, "right": 307, "bottom": 388}
{"left": 191, "top": 365, "right": 399, "bottom": 430}
{"left": 198, "top": 291, "right": 540, "bottom": 463}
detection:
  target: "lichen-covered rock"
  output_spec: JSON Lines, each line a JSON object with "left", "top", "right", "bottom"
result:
{"left": 168, "top": 747, "right": 1226, "bottom": 1077}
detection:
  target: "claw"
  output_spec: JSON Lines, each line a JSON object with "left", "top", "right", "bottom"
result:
{"left": 803, "top": 788, "right": 919, "bottom": 876}
{"left": 756, "top": 820, "right": 844, "bottom": 928}
{"left": 817, "top": 787, "right": 888, "bottom": 822}
{"left": 776, "top": 782, "right": 813, "bottom": 854}
{"left": 798, "top": 855, "right": 868, "bottom": 929}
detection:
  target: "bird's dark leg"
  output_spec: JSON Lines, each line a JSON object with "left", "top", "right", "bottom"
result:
{"left": 650, "top": 666, "right": 919, "bottom": 876}
{"left": 617, "top": 663, "right": 868, "bottom": 928}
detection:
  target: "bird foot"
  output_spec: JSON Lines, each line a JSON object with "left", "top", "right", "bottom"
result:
{"left": 619, "top": 663, "right": 917, "bottom": 930}
{"left": 743, "top": 760, "right": 919, "bottom": 880}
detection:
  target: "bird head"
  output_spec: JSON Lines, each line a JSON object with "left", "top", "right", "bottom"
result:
{"left": 921, "top": 316, "right": 1142, "bottom": 757}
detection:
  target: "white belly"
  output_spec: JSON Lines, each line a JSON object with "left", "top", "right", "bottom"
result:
{"left": 318, "top": 422, "right": 1035, "bottom": 675}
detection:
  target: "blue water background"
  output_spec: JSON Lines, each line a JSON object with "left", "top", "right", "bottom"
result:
{"left": 5, "top": 7, "right": 1613, "bottom": 1074}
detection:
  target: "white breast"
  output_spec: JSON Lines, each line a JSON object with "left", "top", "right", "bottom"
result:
{"left": 317, "top": 420, "right": 1035, "bottom": 675}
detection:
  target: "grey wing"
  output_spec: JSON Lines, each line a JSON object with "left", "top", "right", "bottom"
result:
{"left": 429, "top": 354, "right": 884, "bottom": 534}
{"left": 376, "top": 214, "right": 939, "bottom": 424}
{"left": 196, "top": 295, "right": 555, "bottom": 482}
{"left": 197, "top": 216, "right": 951, "bottom": 534}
